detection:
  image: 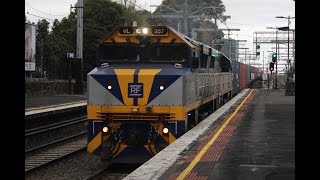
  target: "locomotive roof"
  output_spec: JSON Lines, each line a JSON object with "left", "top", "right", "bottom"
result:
{"left": 97, "top": 25, "right": 231, "bottom": 61}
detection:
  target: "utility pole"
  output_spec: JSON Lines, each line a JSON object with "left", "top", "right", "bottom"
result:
{"left": 292, "top": 29, "right": 295, "bottom": 74}
{"left": 276, "top": 15, "right": 295, "bottom": 82}
{"left": 67, "top": 53, "right": 74, "bottom": 94}
{"left": 287, "top": 20, "right": 289, "bottom": 75}
{"left": 41, "top": 38, "right": 43, "bottom": 78}
{"left": 244, "top": 49, "right": 247, "bottom": 64}
{"left": 74, "top": 0, "right": 83, "bottom": 94}
{"left": 275, "top": 28, "right": 278, "bottom": 89}
{"left": 183, "top": 0, "right": 187, "bottom": 34}
{"left": 265, "top": 27, "right": 288, "bottom": 89}
{"left": 227, "top": 29, "right": 231, "bottom": 59}
{"left": 262, "top": 51, "right": 264, "bottom": 73}
{"left": 214, "top": 18, "right": 218, "bottom": 37}
{"left": 78, "top": 0, "right": 83, "bottom": 93}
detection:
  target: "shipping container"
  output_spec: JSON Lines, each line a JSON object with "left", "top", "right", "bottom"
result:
{"left": 231, "top": 60, "right": 240, "bottom": 96}
{"left": 250, "top": 66, "right": 262, "bottom": 80}
{"left": 246, "top": 64, "right": 250, "bottom": 86}
{"left": 239, "top": 63, "right": 247, "bottom": 89}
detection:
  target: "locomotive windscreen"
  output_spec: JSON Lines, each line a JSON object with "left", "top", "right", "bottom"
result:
{"left": 217, "top": 55, "right": 232, "bottom": 72}
{"left": 100, "top": 43, "right": 140, "bottom": 62}
{"left": 145, "top": 44, "right": 190, "bottom": 63}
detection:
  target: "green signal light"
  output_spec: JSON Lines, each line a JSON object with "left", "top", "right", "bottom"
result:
{"left": 211, "top": 54, "right": 219, "bottom": 57}
{"left": 272, "top": 53, "right": 277, "bottom": 62}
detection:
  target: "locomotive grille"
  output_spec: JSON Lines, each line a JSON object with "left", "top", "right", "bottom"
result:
{"left": 97, "top": 112, "right": 175, "bottom": 121}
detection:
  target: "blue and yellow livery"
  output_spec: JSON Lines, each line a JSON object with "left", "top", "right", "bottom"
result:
{"left": 87, "top": 25, "right": 233, "bottom": 163}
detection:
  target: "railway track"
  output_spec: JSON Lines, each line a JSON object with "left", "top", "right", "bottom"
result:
{"left": 25, "top": 134, "right": 87, "bottom": 172}
{"left": 25, "top": 116, "right": 86, "bottom": 135}
{"left": 25, "top": 117, "right": 87, "bottom": 151}
{"left": 25, "top": 116, "right": 88, "bottom": 172}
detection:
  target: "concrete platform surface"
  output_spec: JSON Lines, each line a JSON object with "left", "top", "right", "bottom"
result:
{"left": 124, "top": 89, "right": 295, "bottom": 180}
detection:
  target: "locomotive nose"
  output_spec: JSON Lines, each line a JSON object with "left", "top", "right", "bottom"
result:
{"left": 110, "top": 69, "right": 162, "bottom": 106}
{"left": 115, "top": 69, "right": 162, "bottom": 106}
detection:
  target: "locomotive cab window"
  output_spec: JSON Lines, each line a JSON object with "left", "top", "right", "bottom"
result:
{"left": 200, "top": 54, "right": 208, "bottom": 69}
{"left": 209, "top": 56, "right": 215, "bottom": 69}
{"left": 145, "top": 44, "right": 190, "bottom": 63}
{"left": 191, "top": 51, "right": 200, "bottom": 70}
{"left": 99, "top": 43, "right": 140, "bottom": 62}
{"left": 218, "top": 55, "right": 232, "bottom": 72}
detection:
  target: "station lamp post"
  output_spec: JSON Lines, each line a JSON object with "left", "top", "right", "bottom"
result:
{"left": 276, "top": 16, "right": 295, "bottom": 82}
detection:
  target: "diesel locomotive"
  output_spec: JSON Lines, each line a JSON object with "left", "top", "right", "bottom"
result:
{"left": 86, "top": 24, "right": 258, "bottom": 163}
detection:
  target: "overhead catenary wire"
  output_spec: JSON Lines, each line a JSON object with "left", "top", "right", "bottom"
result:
{"left": 127, "top": 0, "right": 179, "bottom": 30}
{"left": 25, "top": 3, "right": 70, "bottom": 17}
{"left": 25, "top": 12, "right": 55, "bottom": 22}
{"left": 183, "top": 0, "right": 216, "bottom": 35}
{"left": 127, "top": 0, "right": 151, "bottom": 13}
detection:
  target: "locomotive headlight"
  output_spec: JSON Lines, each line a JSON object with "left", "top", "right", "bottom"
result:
{"left": 102, "top": 126, "right": 109, "bottom": 133}
{"left": 142, "top": 28, "right": 148, "bottom": 34}
{"left": 107, "top": 79, "right": 112, "bottom": 90}
{"left": 162, "top": 127, "right": 169, "bottom": 134}
{"left": 160, "top": 85, "right": 164, "bottom": 90}
{"left": 136, "top": 28, "right": 142, "bottom": 34}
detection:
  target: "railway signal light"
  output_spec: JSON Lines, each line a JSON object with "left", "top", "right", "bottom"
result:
{"left": 256, "top": 45, "right": 260, "bottom": 56}
{"left": 269, "top": 62, "right": 274, "bottom": 71}
{"left": 272, "top": 53, "right": 277, "bottom": 62}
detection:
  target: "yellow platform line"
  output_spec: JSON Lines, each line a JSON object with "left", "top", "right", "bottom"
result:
{"left": 25, "top": 100, "right": 86, "bottom": 111}
{"left": 177, "top": 89, "right": 254, "bottom": 180}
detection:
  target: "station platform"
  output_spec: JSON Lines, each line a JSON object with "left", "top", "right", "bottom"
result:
{"left": 124, "top": 89, "right": 295, "bottom": 180}
{"left": 25, "top": 94, "right": 87, "bottom": 116}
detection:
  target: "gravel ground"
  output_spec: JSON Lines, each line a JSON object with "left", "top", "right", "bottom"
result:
{"left": 25, "top": 150, "right": 105, "bottom": 180}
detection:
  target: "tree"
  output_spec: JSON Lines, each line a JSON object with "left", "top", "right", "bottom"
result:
{"left": 81, "top": 0, "right": 125, "bottom": 76}
{"left": 80, "top": 0, "right": 150, "bottom": 78}
{"left": 148, "top": 0, "right": 226, "bottom": 49}
{"left": 32, "top": 0, "right": 156, "bottom": 80}
{"left": 35, "top": 19, "right": 50, "bottom": 77}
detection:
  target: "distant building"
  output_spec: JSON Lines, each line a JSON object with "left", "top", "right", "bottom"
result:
{"left": 221, "top": 38, "right": 239, "bottom": 61}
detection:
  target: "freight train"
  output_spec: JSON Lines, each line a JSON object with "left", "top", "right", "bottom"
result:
{"left": 86, "top": 24, "right": 261, "bottom": 163}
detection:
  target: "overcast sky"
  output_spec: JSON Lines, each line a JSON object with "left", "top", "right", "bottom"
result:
{"left": 25, "top": 0, "right": 295, "bottom": 70}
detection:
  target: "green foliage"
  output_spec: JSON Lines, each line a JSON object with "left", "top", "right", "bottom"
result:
{"left": 83, "top": 0, "right": 126, "bottom": 73}
{"left": 36, "top": 19, "right": 50, "bottom": 40}
{"left": 34, "top": 0, "right": 146, "bottom": 81}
